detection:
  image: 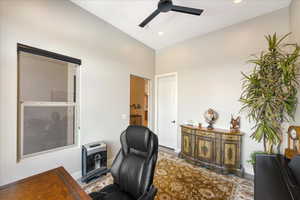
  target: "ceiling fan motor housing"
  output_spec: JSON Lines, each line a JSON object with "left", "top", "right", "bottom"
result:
{"left": 139, "top": 0, "right": 203, "bottom": 28}
{"left": 158, "top": 0, "right": 173, "bottom": 12}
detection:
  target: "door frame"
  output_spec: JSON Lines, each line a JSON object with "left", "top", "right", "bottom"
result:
{"left": 129, "top": 74, "right": 153, "bottom": 130}
{"left": 155, "top": 72, "right": 178, "bottom": 150}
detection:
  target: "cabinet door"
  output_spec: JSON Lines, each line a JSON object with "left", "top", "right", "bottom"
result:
{"left": 222, "top": 141, "right": 240, "bottom": 168}
{"left": 182, "top": 132, "right": 194, "bottom": 157}
{"left": 196, "top": 136, "right": 215, "bottom": 163}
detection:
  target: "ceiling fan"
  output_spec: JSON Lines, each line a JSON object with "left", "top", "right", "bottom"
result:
{"left": 139, "top": 0, "right": 204, "bottom": 28}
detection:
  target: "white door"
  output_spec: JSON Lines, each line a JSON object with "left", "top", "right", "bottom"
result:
{"left": 156, "top": 73, "right": 177, "bottom": 149}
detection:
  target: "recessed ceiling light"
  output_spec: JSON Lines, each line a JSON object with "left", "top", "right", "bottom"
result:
{"left": 234, "top": 0, "right": 243, "bottom": 4}
{"left": 158, "top": 31, "right": 164, "bottom": 36}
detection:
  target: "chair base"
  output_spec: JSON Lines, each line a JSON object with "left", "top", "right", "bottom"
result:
{"left": 90, "top": 184, "right": 134, "bottom": 200}
{"left": 89, "top": 184, "right": 157, "bottom": 200}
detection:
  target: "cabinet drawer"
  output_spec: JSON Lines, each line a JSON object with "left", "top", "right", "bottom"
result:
{"left": 223, "top": 135, "right": 240, "bottom": 141}
{"left": 197, "top": 131, "right": 215, "bottom": 137}
{"left": 182, "top": 127, "right": 193, "bottom": 134}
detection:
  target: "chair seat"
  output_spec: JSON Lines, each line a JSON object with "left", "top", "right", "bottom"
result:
{"left": 90, "top": 184, "right": 135, "bottom": 200}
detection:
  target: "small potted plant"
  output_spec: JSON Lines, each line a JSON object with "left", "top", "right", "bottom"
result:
{"left": 247, "top": 151, "right": 266, "bottom": 173}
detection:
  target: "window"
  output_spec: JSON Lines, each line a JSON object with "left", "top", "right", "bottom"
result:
{"left": 17, "top": 44, "right": 81, "bottom": 160}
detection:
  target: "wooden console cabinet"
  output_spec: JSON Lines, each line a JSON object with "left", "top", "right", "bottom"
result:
{"left": 180, "top": 125, "right": 244, "bottom": 177}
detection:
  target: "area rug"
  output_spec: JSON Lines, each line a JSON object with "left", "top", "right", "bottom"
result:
{"left": 82, "top": 152, "right": 253, "bottom": 200}
{"left": 153, "top": 158, "right": 236, "bottom": 200}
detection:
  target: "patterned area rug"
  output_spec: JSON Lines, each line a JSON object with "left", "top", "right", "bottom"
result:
{"left": 154, "top": 158, "right": 236, "bottom": 200}
{"left": 82, "top": 152, "right": 253, "bottom": 200}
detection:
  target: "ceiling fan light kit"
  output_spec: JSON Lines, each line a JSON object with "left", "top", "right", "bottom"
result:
{"left": 139, "top": 0, "right": 204, "bottom": 28}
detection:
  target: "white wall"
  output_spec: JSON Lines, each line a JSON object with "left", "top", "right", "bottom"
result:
{"left": 155, "top": 8, "right": 290, "bottom": 175}
{"left": 0, "top": 0, "right": 155, "bottom": 185}
{"left": 290, "top": 0, "right": 300, "bottom": 125}
{"left": 290, "top": 0, "right": 300, "bottom": 44}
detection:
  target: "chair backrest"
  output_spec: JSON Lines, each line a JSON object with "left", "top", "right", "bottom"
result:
{"left": 110, "top": 125, "right": 159, "bottom": 199}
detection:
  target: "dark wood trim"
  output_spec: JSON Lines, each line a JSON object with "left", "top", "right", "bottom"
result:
{"left": 17, "top": 43, "right": 82, "bottom": 65}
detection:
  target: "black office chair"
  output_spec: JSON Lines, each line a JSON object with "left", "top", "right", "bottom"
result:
{"left": 90, "top": 125, "right": 159, "bottom": 200}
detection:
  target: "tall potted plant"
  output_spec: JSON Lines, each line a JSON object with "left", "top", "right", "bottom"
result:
{"left": 240, "top": 33, "right": 300, "bottom": 154}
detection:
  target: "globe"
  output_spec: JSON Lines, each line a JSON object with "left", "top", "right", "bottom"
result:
{"left": 204, "top": 109, "right": 218, "bottom": 129}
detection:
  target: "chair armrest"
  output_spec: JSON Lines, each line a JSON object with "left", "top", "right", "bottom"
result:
{"left": 137, "top": 185, "right": 157, "bottom": 200}
{"left": 99, "top": 168, "right": 111, "bottom": 176}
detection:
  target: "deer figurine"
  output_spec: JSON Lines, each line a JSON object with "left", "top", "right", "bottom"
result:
{"left": 230, "top": 115, "right": 240, "bottom": 131}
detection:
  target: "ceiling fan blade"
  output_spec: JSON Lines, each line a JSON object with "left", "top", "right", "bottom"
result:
{"left": 171, "top": 5, "right": 204, "bottom": 16}
{"left": 139, "top": 9, "right": 161, "bottom": 28}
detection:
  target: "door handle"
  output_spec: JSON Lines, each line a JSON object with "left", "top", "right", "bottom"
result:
{"left": 171, "top": 120, "right": 176, "bottom": 124}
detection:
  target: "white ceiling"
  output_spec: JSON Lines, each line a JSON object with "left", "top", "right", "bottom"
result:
{"left": 71, "top": 0, "right": 291, "bottom": 50}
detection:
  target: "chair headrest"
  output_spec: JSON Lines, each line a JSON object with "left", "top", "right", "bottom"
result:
{"left": 125, "top": 125, "right": 151, "bottom": 152}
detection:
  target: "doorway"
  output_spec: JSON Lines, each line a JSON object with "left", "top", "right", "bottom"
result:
{"left": 130, "top": 75, "right": 150, "bottom": 127}
{"left": 155, "top": 73, "right": 178, "bottom": 150}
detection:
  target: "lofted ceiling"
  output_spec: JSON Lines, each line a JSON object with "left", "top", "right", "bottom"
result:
{"left": 71, "top": 0, "right": 291, "bottom": 50}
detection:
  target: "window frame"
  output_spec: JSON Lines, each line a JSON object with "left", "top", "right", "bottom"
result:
{"left": 17, "top": 44, "right": 81, "bottom": 161}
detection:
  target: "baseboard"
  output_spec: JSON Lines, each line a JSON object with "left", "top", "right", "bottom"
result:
{"left": 71, "top": 170, "right": 82, "bottom": 181}
{"left": 174, "top": 148, "right": 181, "bottom": 154}
{"left": 244, "top": 172, "right": 254, "bottom": 180}
{"left": 159, "top": 145, "right": 174, "bottom": 151}
{"left": 72, "top": 157, "right": 113, "bottom": 181}
{"left": 244, "top": 166, "right": 254, "bottom": 176}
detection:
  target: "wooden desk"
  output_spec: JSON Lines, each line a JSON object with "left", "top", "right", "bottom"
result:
{"left": 0, "top": 167, "right": 91, "bottom": 200}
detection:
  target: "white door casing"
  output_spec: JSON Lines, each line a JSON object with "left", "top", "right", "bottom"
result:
{"left": 155, "top": 73, "right": 178, "bottom": 150}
